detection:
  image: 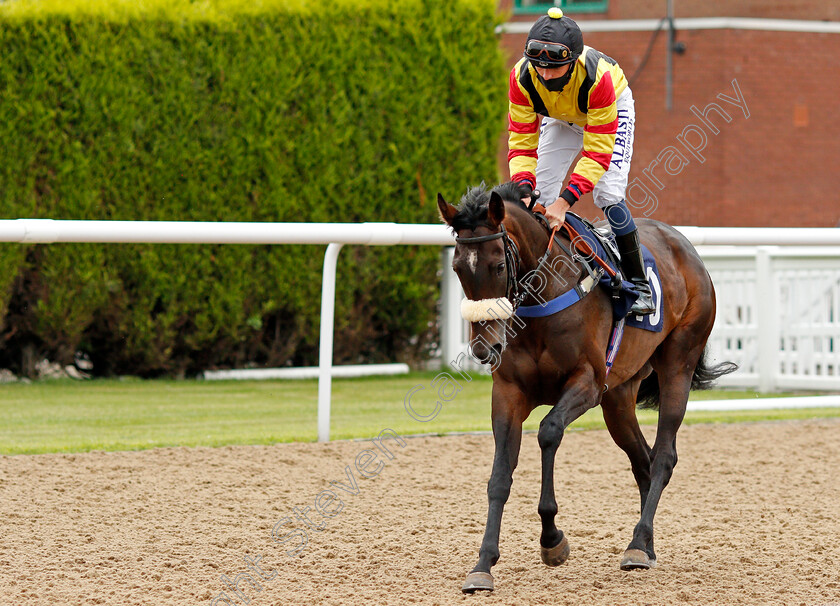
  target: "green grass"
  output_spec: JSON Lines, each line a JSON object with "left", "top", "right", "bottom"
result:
{"left": 0, "top": 372, "right": 838, "bottom": 455}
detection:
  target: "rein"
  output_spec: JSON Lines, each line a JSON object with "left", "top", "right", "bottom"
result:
{"left": 531, "top": 204, "right": 617, "bottom": 278}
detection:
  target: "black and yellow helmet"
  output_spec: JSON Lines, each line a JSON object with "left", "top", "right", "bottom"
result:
{"left": 524, "top": 8, "right": 584, "bottom": 68}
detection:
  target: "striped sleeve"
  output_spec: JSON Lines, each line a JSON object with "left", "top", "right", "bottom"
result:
{"left": 565, "top": 67, "right": 618, "bottom": 201}
{"left": 507, "top": 62, "right": 539, "bottom": 190}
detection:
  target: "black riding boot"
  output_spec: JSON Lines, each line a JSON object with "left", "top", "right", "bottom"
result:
{"left": 615, "top": 229, "right": 655, "bottom": 315}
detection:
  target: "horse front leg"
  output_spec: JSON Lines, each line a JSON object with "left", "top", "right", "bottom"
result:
{"left": 462, "top": 383, "right": 526, "bottom": 593}
{"left": 538, "top": 372, "right": 601, "bottom": 566}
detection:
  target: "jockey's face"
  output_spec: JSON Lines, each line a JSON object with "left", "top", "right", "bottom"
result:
{"left": 535, "top": 64, "right": 570, "bottom": 81}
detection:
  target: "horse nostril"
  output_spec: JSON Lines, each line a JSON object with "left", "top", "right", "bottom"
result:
{"left": 470, "top": 341, "right": 487, "bottom": 363}
{"left": 470, "top": 340, "right": 505, "bottom": 365}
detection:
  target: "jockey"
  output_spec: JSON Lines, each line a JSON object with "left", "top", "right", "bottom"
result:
{"left": 508, "top": 8, "right": 655, "bottom": 315}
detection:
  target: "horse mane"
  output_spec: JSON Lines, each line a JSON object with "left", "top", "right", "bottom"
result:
{"left": 450, "top": 182, "right": 531, "bottom": 232}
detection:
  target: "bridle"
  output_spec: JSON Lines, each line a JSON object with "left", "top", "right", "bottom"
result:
{"left": 455, "top": 224, "right": 522, "bottom": 309}
{"left": 455, "top": 220, "right": 586, "bottom": 313}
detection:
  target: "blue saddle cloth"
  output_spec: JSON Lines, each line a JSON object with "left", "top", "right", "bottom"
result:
{"left": 562, "top": 213, "right": 663, "bottom": 332}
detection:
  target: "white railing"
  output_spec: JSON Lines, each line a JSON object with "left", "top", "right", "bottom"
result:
{"left": 0, "top": 219, "right": 454, "bottom": 444}
{"left": 0, "top": 219, "right": 839, "bottom": 440}
{"left": 702, "top": 246, "right": 840, "bottom": 391}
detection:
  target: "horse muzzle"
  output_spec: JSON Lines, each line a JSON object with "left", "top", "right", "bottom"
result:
{"left": 470, "top": 338, "right": 504, "bottom": 365}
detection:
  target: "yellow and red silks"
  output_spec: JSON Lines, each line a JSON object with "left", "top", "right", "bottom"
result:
{"left": 508, "top": 46, "right": 628, "bottom": 201}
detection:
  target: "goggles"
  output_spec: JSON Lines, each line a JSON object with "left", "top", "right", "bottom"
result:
{"left": 524, "top": 39, "right": 572, "bottom": 64}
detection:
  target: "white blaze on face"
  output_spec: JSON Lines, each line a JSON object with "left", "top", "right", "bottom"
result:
{"left": 466, "top": 249, "right": 478, "bottom": 274}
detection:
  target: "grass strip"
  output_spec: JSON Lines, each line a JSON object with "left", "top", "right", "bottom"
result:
{"left": 0, "top": 372, "right": 837, "bottom": 455}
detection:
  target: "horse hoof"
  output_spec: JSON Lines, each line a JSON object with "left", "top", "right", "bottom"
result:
{"left": 462, "top": 571, "right": 494, "bottom": 593}
{"left": 540, "top": 535, "right": 570, "bottom": 567}
{"left": 620, "top": 548, "right": 656, "bottom": 570}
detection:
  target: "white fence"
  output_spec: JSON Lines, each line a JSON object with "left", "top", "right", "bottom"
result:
{"left": 1, "top": 220, "right": 839, "bottom": 440}
{"left": 442, "top": 245, "right": 840, "bottom": 392}
{"left": 703, "top": 247, "right": 840, "bottom": 391}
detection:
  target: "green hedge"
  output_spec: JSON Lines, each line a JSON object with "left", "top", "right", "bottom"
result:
{"left": 0, "top": 0, "right": 506, "bottom": 376}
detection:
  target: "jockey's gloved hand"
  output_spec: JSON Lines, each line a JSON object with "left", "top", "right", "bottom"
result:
{"left": 517, "top": 182, "right": 539, "bottom": 209}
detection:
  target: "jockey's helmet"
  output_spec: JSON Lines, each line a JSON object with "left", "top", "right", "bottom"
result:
{"left": 524, "top": 8, "right": 584, "bottom": 69}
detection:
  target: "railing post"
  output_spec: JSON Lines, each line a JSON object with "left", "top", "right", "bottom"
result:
{"left": 755, "top": 246, "right": 778, "bottom": 392}
{"left": 318, "top": 243, "right": 344, "bottom": 442}
{"left": 440, "top": 247, "right": 463, "bottom": 366}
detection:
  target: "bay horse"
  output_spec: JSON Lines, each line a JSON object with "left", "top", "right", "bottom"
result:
{"left": 437, "top": 182, "right": 736, "bottom": 593}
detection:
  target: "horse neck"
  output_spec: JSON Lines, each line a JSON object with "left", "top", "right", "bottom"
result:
{"left": 504, "top": 205, "right": 579, "bottom": 287}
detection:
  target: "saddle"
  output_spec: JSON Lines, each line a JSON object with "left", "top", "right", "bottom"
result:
{"left": 529, "top": 203, "right": 638, "bottom": 320}
{"left": 580, "top": 218, "right": 621, "bottom": 265}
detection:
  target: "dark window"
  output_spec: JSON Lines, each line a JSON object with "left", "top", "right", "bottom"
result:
{"left": 514, "top": 0, "right": 608, "bottom": 15}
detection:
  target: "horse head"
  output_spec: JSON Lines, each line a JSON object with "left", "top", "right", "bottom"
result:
{"left": 437, "top": 183, "right": 532, "bottom": 367}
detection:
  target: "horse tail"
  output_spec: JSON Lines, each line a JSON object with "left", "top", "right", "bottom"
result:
{"left": 690, "top": 348, "right": 739, "bottom": 391}
{"left": 635, "top": 371, "right": 661, "bottom": 410}
{"left": 636, "top": 347, "right": 738, "bottom": 410}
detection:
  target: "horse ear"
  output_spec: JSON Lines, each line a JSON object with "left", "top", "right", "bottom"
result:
{"left": 437, "top": 193, "right": 458, "bottom": 225}
{"left": 487, "top": 191, "right": 506, "bottom": 228}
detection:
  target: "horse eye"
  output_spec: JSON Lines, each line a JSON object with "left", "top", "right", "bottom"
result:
{"left": 495, "top": 262, "right": 505, "bottom": 276}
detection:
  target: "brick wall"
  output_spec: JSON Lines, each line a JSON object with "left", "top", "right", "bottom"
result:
{"left": 497, "top": 9, "right": 840, "bottom": 226}
{"left": 500, "top": 0, "right": 840, "bottom": 22}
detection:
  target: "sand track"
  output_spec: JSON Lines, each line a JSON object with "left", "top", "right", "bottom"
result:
{"left": 1, "top": 418, "right": 839, "bottom": 605}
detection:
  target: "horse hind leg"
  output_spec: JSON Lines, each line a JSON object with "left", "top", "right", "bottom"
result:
{"left": 622, "top": 335, "right": 705, "bottom": 570}
{"left": 601, "top": 379, "right": 653, "bottom": 545}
